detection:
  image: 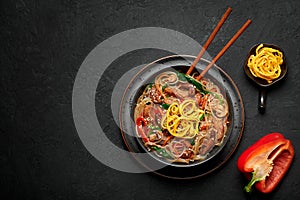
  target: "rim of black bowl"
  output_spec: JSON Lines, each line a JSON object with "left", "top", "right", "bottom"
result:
{"left": 119, "top": 55, "right": 245, "bottom": 179}
{"left": 244, "top": 43, "right": 287, "bottom": 87}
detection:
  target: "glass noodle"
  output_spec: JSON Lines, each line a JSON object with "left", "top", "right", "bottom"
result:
{"left": 134, "top": 70, "right": 229, "bottom": 164}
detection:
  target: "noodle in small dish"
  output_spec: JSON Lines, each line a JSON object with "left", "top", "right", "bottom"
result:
{"left": 247, "top": 44, "right": 283, "bottom": 83}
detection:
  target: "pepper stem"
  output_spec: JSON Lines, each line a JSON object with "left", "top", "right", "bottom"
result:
{"left": 244, "top": 171, "right": 263, "bottom": 193}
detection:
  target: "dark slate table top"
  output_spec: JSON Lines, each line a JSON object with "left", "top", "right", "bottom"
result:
{"left": 1, "top": 0, "right": 300, "bottom": 199}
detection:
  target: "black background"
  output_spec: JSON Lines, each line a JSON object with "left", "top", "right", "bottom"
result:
{"left": 1, "top": 0, "right": 300, "bottom": 199}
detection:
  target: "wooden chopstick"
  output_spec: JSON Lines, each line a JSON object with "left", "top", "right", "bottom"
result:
{"left": 196, "top": 19, "right": 252, "bottom": 80}
{"left": 186, "top": 7, "right": 232, "bottom": 75}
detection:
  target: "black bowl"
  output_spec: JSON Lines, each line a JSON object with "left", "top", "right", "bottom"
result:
{"left": 244, "top": 43, "right": 287, "bottom": 87}
{"left": 244, "top": 43, "right": 287, "bottom": 113}
{"left": 119, "top": 55, "right": 244, "bottom": 179}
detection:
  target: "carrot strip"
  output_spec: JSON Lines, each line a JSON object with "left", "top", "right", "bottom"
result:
{"left": 163, "top": 135, "right": 173, "bottom": 146}
{"left": 201, "top": 94, "right": 209, "bottom": 110}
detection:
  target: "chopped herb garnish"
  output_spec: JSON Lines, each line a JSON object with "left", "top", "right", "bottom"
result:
{"left": 148, "top": 83, "right": 154, "bottom": 89}
{"left": 162, "top": 84, "right": 168, "bottom": 92}
{"left": 175, "top": 72, "right": 209, "bottom": 94}
{"left": 199, "top": 113, "right": 204, "bottom": 121}
{"left": 190, "top": 139, "right": 195, "bottom": 145}
{"left": 182, "top": 73, "right": 209, "bottom": 94}
{"left": 147, "top": 124, "right": 161, "bottom": 131}
{"left": 161, "top": 103, "right": 170, "bottom": 109}
{"left": 147, "top": 125, "right": 161, "bottom": 136}
{"left": 176, "top": 72, "right": 187, "bottom": 82}
{"left": 151, "top": 146, "right": 172, "bottom": 159}
{"left": 151, "top": 146, "right": 159, "bottom": 151}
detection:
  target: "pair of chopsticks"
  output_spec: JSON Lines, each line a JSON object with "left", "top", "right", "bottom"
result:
{"left": 186, "top": 7, "right": 251, "bottom": 80}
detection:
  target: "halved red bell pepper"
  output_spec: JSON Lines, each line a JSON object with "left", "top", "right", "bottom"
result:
{"left": 237, "top": 132, "right": 294, "bottom": 193}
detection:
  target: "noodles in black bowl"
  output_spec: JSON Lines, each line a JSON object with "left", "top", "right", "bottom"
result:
{"left": 120, "top": 55, "right": 244, "bottom": 178}
{"left": 134, "top": 69, "right": 229, "bottom": 164}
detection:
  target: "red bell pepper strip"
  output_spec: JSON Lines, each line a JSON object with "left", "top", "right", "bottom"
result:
{"left": 136, "top": 116, "right": 149, "bottom": 143}
{"left": 237, "top": 133, "right": 294, "bottom": 193}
